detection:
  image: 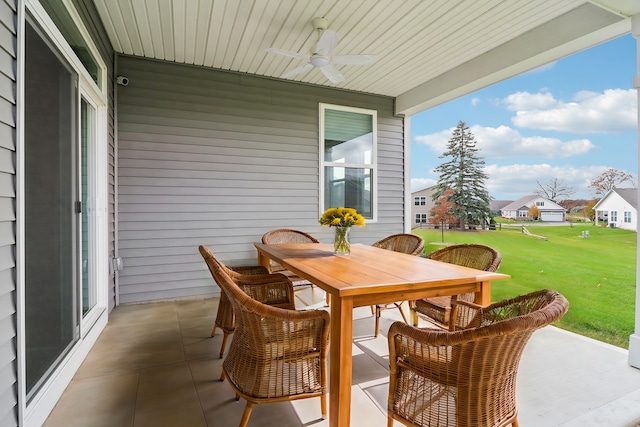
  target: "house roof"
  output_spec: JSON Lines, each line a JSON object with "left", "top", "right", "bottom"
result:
{"left": 501, "top": 195, "right": 566, "bottom": 212}
{"left": 490, "top": 200, "right": 513, "bottom": 211}
{"left": 93, "top": 0, "right": 639, "bottom": 116}
{"left": 411, "top": 185, "right": 436, "bottom": 196}
{"left": 614, "top": 188, "right": 638, "bottom": 208}
{"left": 594, "top": 187, "right": 638, "bottom": 209}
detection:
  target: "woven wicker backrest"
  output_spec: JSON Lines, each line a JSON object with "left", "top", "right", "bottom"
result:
{"left": 261, "top": 229, "right": 320, "bottom": 274}
{"left": 389, "top": 289, "right": 568, "bottom": 427}
{"left": 199, "top": 245, "right": 295, "bottom": 308}
{"left": 427, "top": 243, "right": 501, "bottom": 272}
{"left": 372, "top": 233, "right": 425, "bottom": 256}
{"left": 262, "top": 228, "right": 320, "bottom": 244}
{"left": 199, "top": 245, "right": 255, "bottom": 307}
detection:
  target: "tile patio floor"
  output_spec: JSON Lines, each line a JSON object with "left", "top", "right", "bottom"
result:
{"left": 44, "top": 286, "right": 640, "bottom": 426}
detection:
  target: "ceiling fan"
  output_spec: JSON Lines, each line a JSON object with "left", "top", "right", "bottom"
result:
{"left": 265, "top": 17, "right": 378, "bottom": 83}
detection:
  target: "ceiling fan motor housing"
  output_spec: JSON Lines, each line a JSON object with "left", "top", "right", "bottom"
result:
{"left": 311, "top": 17, "right": 329, "bottom": 31}
{"left": 310, "top": 54, "right": 330, "bottom": 67}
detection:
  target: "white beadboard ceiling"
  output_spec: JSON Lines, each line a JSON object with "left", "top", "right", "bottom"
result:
{"left": 93, "top": 0, "right": 639, "bottom": 115}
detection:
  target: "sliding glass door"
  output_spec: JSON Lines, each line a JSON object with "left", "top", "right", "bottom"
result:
{"left": 20, "top": 1, "right": 108, "bottom": 418}
{"left": 24, "top": 19, "right": 79, "bottom": 397}
{"left": 23, "top": 15, "right": 104, "bottom": 402}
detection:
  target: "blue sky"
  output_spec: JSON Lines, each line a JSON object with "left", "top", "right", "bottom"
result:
{"left": 410, "top": 34, "right": 637, "bottom": 201}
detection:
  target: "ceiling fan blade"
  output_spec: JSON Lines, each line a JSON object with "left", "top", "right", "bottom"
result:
{"left": 264, "top": 48, "right": 309, "bottom": 60}
{"left": 281, "top": 63, "right": 314, "bottom": 79}
{"left": 319, "top": 63, "right": 344, "bottom": 83}
{"left": 332, "top": 54, "right": 378, "bottom": 65}
{"left": 316, "top": 30, "right": 339, "bottom": 55}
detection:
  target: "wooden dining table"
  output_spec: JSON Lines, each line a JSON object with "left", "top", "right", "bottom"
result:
{"left": 254, "top": 242, "right": 510, "bottom": 427}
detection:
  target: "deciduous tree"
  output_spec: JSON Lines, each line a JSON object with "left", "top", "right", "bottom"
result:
{"left": 433, "top": 121, "right": 490, "bottom": 227}
{"left": 528, "top": 205, "right": 539, "bottom": 220}
{"left": 429, "top": 189, "right": 457, "bottom": 242}
{"left": 583, "top": 199, "right": 597, "bottom": 221}
{"left": 534, "top": 178, "right": 575, "bottom": 202}
{"left": 588, "top": 168, "right": 634, "bottom": 196}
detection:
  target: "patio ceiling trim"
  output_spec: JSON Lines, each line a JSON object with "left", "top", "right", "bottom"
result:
{"left": 395, "top": 3, "right": 631, "bottom": 116}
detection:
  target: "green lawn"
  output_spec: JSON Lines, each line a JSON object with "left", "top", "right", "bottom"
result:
{"left": 413, "top": 223, "right": 637, "bottom": 348}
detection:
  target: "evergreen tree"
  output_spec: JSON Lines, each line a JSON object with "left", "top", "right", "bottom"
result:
{"left": 433, "top": 121, "right": 490, "bottom": 227}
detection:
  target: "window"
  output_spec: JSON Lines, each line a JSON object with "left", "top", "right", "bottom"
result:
{"left": 536, "top": 201, "right": 544, "bottom": 206}
{"left": 415, "top": 214, "right": 427, "bottom": 223}
{"left": 611, "top": 211, "right": 617, "bottom": 222}
{"left": 414, "top": 196, "right": 426, "bottom": 206}
{"left": 40, "top": 0, "right": 102, "bottom": 87}
{"left": 320, "top": 104, "right": 376, "bottom": 219}
{"left": 624, "top": 212, "right": 631, "bottom": 223}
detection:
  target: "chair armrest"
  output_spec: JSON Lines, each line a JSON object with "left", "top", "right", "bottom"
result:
{"left": 388, "top": 321, "right": 459, "bottom": 383}
{"left": 235, "top": 272, "right": 291, "bottom": 285}
{"left": 229, "top": 265, "right": 270, "bottom": 275}
{"left": 449, "top": 299, "right": 483, "bottom": 331}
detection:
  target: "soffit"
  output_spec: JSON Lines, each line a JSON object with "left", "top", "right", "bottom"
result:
{"left": 92, "top": 0, "right": 638, "bottom": 115}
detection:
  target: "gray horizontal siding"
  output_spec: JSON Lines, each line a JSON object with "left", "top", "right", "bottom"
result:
{"left": 116, "top": 55, "right": 405, "bottom": 303}
{"left": 0, "top": 0, "right": 16, "bottom": 423}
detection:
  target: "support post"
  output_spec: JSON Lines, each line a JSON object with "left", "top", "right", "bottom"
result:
{"left": 630, "top": 13, "right": 640, "bottom": 369}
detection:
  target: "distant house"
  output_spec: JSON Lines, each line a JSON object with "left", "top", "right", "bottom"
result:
{"left": 593, "top": 188, "right": 638, "bottom": 231}
{"left": 501, "top": 195, "right": 567, "bottom": 222}
{"left": 411, "top": 186, "right": 436, "bottom": 227}
{"left": 490, "top": 200, "right": 512, "bottom": 217}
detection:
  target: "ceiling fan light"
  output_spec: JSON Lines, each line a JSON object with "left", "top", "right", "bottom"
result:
{"left": 310, "top": 55, "right": 330, "bottom": 67}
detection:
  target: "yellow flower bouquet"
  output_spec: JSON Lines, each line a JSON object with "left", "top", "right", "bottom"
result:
{"left": 319, "top": 207, "right": 366, "bottom": 228}
{"left": 319, "top": 207, "right": 365, "bottom": 255}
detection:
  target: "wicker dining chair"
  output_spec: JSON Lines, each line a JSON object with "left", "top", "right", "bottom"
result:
{"left": 388, "top": 289, "right": 569, "bottom": 427}
{"left": 371, "top": 233, "right": 425, "bottom": 337}
{"left": 261, "top": 228, "right": 319, "bottom": 284}
{"left": 199, "top": 245, "right": 330, "bottom": 427}
{"left": 410, "top": 243, "right": 501, "bottom": 329}
{"left": 204, "top": 251, "right": 296, "bottom": 358}
{"left": 262, "top": 228, "right": 327, "bottom": 302}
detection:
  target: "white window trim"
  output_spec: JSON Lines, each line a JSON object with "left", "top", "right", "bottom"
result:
{"left": 318, "top": 103, "right": 378, "bottom": 222}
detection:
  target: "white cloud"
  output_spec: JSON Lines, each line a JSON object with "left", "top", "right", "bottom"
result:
{"left": 484, "top": 163, "right": 609, "bottom": 199}
{"left": 410, "top": 177, "right": 437, "bottom": 192}
{"left": 414, "top": 124, "right": 595, "bottom": 159}
{"left": 503, "top": 91, "right": 558, "bottom": 111}
{"left": 506, "top": 89, "right": 637, "bottom": 133}
{"left": 414, "top": 129, "right": 451, "bottom": 153}
{"left": 471, "top": 97, "right": 480, "bottom": 106}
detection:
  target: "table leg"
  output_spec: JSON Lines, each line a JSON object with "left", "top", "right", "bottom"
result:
{"left": 257, "top": 250, "right": 270, "bottom": 271}
{"left": 474, "top": 280, "right": 492, "bottom": 306}
{"left": 329, "top": 295, "right": 354, "bottom": 427}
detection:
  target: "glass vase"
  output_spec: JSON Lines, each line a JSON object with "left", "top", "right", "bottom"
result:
{"left": 334, "top": 226, "right": 351, "bottom": 255}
